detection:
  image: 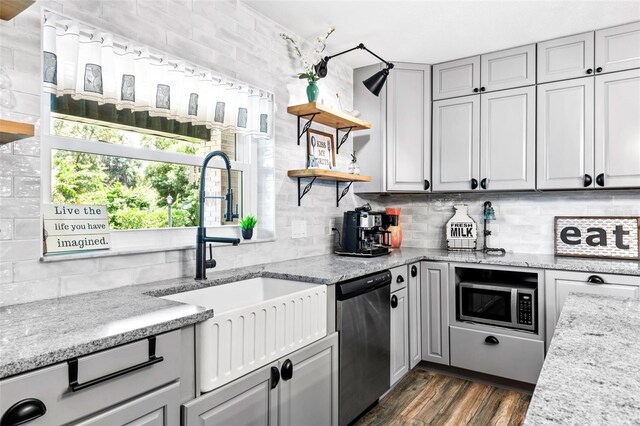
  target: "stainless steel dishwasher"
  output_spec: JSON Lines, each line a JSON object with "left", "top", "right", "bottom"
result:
{"left": 336, "top": 270, "right": 391, "bottom": 426}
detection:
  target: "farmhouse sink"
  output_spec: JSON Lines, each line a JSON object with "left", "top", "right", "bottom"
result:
{"left": 162, "top": 277, "right": 327, "bottom": 392}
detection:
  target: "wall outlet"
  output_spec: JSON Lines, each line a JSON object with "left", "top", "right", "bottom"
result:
{"left": 292, "top": 220, "right": 307, "bottom": 239}
{"left": 328, "top": 219, "right": 336, "bottom": 235}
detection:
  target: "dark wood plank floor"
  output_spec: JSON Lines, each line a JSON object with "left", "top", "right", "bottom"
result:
{"left": 355, "top": 369, "right": 531, "bottom": 426}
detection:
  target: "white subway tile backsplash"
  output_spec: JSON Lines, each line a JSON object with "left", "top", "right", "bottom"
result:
{"left": 60, "top": 269, "right": 135, "bottom": 296}
{"left": 100, "top": 252, "right": 166, "bottom": 271}
{"left": 13, "top": 177, "right": 40, "bottom": 197}
{"left": 0, "top": 220, "right": 13, "bottom": 241}
{"left": 0, "top": 278, "right": 60, "bottom": 306}
{"left": 13, "top": 218, "right": 40, "bottom": 239}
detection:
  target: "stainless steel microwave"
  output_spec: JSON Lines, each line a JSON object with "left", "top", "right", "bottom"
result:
{"left": 458, "top": 281, "right": 537, "bottom": 332}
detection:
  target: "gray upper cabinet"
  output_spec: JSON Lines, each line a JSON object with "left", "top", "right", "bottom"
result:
{"left": 537, "top": 78, "right": 595, "bottom": 189}
{"left": 420, "top": 262, "right": 450, "bottom": 366}
{"left": 480, "top": 86, "right": 536, "bottom": 190}
{"left": 595, "top": 21, "right": 640, "bottom": 74}
{"left": 408, "top": 263, "right": 422, "bottom": 369}
{"left": 432, "top": 96, "right": 480, "bottom": 192}
{"left": 390, "top": 287, "right": 409, "bottom": 386}
{"left": 386, "top": 63, "right": 431, "bottom": 191}
{"left": 594, "top": 69, "right": 640, "bottom": 188}
{"left": 278, "top": 334, "right": 339, "bottom": 426}
{"left": 480, "top": 44, "right": 536, "bottom": 92}
{"left": 538, "top": 32, "right": 595, "bottom": 83}
{"left": 432, "top": 56, "right": 480, "bottom": 100}
{"left": 354, "top": 63, "right": 431, "bottom": 193}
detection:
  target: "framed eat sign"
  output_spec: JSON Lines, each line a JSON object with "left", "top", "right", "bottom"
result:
{"left": 554, "top": 216, "right": 640, "bottom": 260}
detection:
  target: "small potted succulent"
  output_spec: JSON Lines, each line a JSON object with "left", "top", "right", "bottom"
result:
{"left": 240, "top": 214, "right": 257, "bottom": 240}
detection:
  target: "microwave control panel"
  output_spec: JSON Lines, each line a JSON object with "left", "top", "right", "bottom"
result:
{"left": 517, "top": 293, "right": 533, "bottom": 326}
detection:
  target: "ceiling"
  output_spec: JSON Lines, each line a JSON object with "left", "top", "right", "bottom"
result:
{"left": 243, "top": 0, "right": 640, "bottom": 68}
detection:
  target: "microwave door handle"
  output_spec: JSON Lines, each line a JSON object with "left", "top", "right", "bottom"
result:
{"left": 511, "top": 289, "right": 518, "bottom": 326}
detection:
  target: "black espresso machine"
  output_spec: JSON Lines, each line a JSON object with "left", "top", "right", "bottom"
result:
{"left": 335, "top": 204, "right": 398, "bottom": 257}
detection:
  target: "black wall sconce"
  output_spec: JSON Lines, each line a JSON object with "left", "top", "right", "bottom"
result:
{"left": 313, "top": 43, "right": 394, "bottom": 96}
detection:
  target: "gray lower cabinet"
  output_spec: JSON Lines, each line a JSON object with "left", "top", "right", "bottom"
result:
{"left": 182, "top": 333, "right": 339, "bottom": 426}
{"left": 390, "top": 287, "right": 409, "bottom": 386}
{"left": 408, "top": 263, "right": 422, "bottom": 369}
{"left": 73, "top": 382, "right": 180, "bottom": 426}
{"left": 544, "top": 270, "right": 640, "bottom": 350}
{"left": 420, "top": 262, "right": 450, "bottom": 366}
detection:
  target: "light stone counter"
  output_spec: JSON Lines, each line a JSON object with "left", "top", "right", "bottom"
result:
{"left": 1, "top": 248, "right": 638, "bottom": 379}
{"left": 525, "top": 293, "right": 640, "bottom": 425}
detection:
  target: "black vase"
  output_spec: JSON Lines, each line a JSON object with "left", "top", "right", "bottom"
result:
{"left": 242, "top": 228, "right": 254, "bottom": 240}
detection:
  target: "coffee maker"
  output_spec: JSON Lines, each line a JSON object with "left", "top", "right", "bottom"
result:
{"left": 336, "top": 204, "right": 398, "bottom": 257}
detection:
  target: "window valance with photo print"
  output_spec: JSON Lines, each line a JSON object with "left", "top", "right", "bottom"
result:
{"left": 42, "top": 12, "right": 274, "bottom": 139}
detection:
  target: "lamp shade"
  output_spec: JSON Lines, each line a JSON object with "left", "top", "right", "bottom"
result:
{"left": 363, "top": 68, "right": 389, "bottom": 96}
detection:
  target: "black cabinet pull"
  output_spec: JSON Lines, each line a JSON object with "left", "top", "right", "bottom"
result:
{"left": 596, "top": 67, "right": 603, "bottom": 73}
{"left": 1, "top": 399, "right": 46, "bottom": 426}
{"left": 586, "top": 68, "right": 593, "bottom": 74}
{"left": 473, "top": 88, "right": 479, "bottom": 93}
{"left": 281, "top": 359, "right": 293, "bottom": 381}
{"left": 480, "top": 178, "right": 487, "bottom": 190}
{"left": 396, "top": 275, "right": 405, "bottom": 284}
{"left": 411, "top": 265, "right": 418, "bottom": 277}
{"left": 484, "top": 336, "right": 499, "bottom": 345}
{"left": 584, "top": 174, "right": 592, "bottom": 187}
{"left": 68, "top": 336, "right": 163, "bottom": 392}
{"left": 391, "top": 295, "right": 398, "bottom": 308}
{"left": 480, "top": 87, "right": 486, "bottom": 92}
{"left": 596, "top": 173, "right": 605, "bottom": 187}
{"left": 587, "top": 275, "right": 605, "bottom": 284}
{"left": 270, "top": 366, "right": 280, "bottom": 389}
{"left": 424, "top": 179, "right": 430, "bottom": 190}
{"left": 471, "top": 178, "right": 478, "bottom": 190}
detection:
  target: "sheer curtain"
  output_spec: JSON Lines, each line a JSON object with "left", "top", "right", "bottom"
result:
{"left": 43, "top": 12, "right": 274, "bottom": 139}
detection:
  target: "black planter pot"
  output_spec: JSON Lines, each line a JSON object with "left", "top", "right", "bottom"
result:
{"left": 242, "top": 228, "right": 254, "bottom": 240}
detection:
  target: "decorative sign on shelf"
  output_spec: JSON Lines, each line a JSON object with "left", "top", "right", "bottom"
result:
{"left": 554, "top": 216, "right": 640, "bottom": 260}
{"left": 307, "top": 129, "right": 336, "bottom": 170}
{"left": 43, "top": 204, "right": 111, "bottom": 254}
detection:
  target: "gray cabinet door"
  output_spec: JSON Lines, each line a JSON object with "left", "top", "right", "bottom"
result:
{"left": 278, "top": 333, "right": 339, "bottom": 426}
{"left": 480, "top": 86, "right": 536, "bottom": 190}
{"left": 544, "top": 271, "right": 640, "bottom": 351}
{"left": 408, "top": 263, "right": 421, "bottom": 369}
{"left": 594, "top": 69, "right": 640, "bottom": 188}
{"left": 480, "top": 44, "right": 536, "bottom": 92}
{"left": 386, "top": 63, "right": 431, "bottom": 191}
{"left": 537, "top": 78, "right": 595, "bottom": 189}
{"left": 595, "top": 22, "right": 640, "bottom": 74}
{"left": 390, "top": 287, "right": 409, "bottom": 386}
{"left": 420, "top": 262, "right": 450, "bottom": 366}
{"left": 182, "top": 364, "right": 277, "bottom": 426}
{"left": 537, "top": 32, "right": 595, "bottom": 83}
{"left": 432, "top": 56, "right": 480, "bottom": 100}
{"left": 432, "top": 96, "right": 480, "bottom": 192}
{"left": 73, "top": 382, "right": 180, "bottom": 426}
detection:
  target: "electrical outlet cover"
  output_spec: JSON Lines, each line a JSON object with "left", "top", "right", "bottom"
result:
{"left": 292, "top": 220, "right": 307, "bottom": 239}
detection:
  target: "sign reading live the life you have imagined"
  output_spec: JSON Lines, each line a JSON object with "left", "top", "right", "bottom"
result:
{"left": 43, "top": 204, "right": 111, "bottom": 254}
{"left": 555, "top": 216, "right": 640, "bottom": 260}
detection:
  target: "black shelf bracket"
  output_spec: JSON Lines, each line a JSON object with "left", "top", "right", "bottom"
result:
{"left": 296, "top": 113, "right": 319, "bottom": 145}
{"left": 336, "top": 181, "right": 353, "bottom": 207}
{"left": 335, "top": 126, "right": 354, "bottom": 154}
{"left": 297, "top": 176, "right": 317, "bottom": 206}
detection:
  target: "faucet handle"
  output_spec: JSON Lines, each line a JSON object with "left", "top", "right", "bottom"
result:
{"left": 205, "top": 244, "right": 216, "bottom": 269}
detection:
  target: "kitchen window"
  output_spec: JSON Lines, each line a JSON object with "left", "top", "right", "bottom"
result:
{"left": 41, "top": 12, "right": 274, "bottom": 251}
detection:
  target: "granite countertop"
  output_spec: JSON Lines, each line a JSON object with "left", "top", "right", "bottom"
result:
{"left": 1, "top": 248, "right": 638, "bottom": 380}
{"left": 525, "top": 293, "right": 640, "bottom": 424}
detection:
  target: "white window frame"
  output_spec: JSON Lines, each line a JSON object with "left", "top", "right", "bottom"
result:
{"left": 40, "top": 94, "right": 259, "bottom": 254}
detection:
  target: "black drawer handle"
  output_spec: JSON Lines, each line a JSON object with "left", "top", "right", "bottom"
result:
{"left": 583, "top": 174, "right": 592, "bottom": 187}
{"left": 480, "top": 87, "right": 486, "bottom": 92}
{"left": 424, "top": 179, "right": 430, "bottom": 190}
{"left": 587, "top": 275, "right": 605, "bottom": 284}
{"left": 411, "top": 265, "right": 418, "bottom": 277}
{"left": 1, "top": 398, "right": 46, "bottom": 426}
{"left": 391, "top": 294, "right": 398, "bottom": 308}
{"left": 396, "top": 275, "right": 404, "bottom": 284}
{"left": 471, "top": 178, "right": 478, "bottom": 190}
{"left": 485, "top": 336, "right": 499, "bottom": 345}
{"left": 281, "top": 359, "right": 293, "bottom": 381}
{"left": 480, "top": 178, "right": 487, "bottom": 190}
{"left": 68, "top": 336, "right": 163, "bottom": 392}
{"left": 596, "top": 173, "right": 605, "bottom": 187}
{"left": 473, "top": 88, "right": 479, "bottom": 93}
{"left": 586, "top": 68, "right": 593, "bottom": 74}
{"left": 596, "top": 67, "right": 603, "bottom": 73}
{"left": 270, "top": 366, "right": 280, "bottom": 389}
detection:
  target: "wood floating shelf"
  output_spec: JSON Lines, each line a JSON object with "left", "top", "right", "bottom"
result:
{"left": 287, "top": 102, "right": 371, "bottom": 153}
{"left": 0, "top": 119, "right": 35, "bottom": 144}
{"left": 287, "top": 169, "right": 371, "bottom": 207}
{"left": 0, "top": 0, "right": 35, "bottom": 21}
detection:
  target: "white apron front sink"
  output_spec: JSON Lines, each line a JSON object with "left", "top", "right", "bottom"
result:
{"left": 162, "top": 277, "right": 327, "bottom": 392}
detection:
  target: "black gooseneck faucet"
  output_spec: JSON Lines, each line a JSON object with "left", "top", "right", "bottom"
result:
{"left": 195, "top": 151, "right": 240, "bottom": 280}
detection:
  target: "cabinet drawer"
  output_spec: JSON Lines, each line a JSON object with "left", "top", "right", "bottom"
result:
{"left": 449, "top": 326, "right": 544, "bottom": 384}
{"left": 390, "top": 265, "right": 408, "bottom": 292}
{"left": 0, "top": 330, "right": 181, "bottom": 426}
